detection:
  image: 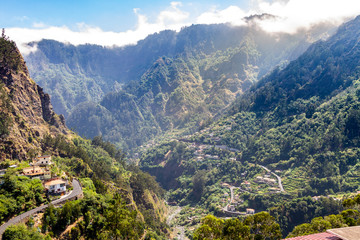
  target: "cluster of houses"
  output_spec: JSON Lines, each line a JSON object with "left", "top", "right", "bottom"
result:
{"left": 190, "top": 143, "right": 220, "bottom": 162}
{"left": 0, "top": 155, "right": 68, "bottom": 195}
{"left": 312, "top": 195, "right": 343, "bottom": 202}
{"left": 226, "top": 204, "right": 255, "bottom": 215}
{"left": 254, "top": 174, "right": 277, "bottom": 185}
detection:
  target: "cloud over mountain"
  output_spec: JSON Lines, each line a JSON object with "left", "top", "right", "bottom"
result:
{"left": 6, "top": 0, "right": 360, "bottom": 54}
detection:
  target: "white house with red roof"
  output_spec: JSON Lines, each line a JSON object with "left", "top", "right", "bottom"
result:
{"left": 44, "top": 179, "right": 66, "bottom": 194}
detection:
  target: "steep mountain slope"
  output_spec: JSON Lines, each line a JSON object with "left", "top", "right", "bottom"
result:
{"left": 0, "top": 34, "right": 68, "bottom": 160}
{"left": 138, "top": 15, "right": 360, "bottom": 236}
{"left": 31, "top": 23, "right": 333, "bottom": 149}
{"left": 0, "top": 34, "right": 168, "bottom": 239}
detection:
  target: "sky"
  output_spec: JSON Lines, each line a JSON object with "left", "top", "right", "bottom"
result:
{"left": 2, "top": 0, "right": 360, "bottom": 54}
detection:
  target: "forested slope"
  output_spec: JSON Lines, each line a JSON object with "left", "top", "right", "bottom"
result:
{"left": 0, "top": 33, "right": 169, "bottom": 239}
{"left": 57, "top": 24, "right": 331, "bottom": 149}
{"left": 138, "top": 15, "right": 360, "bottom": 237}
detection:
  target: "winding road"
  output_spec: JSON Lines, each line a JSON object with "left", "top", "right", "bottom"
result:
{"left": 259, "top": 165, "right": 284, "bottom": 192}
{"left": 222, "top": 185, "right": 247, "bottom": 216}
{"left": 0, "top": 179, "right": 82, "bottom": 239}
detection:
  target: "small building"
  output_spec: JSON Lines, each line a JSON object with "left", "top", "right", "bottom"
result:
{"left": 23, "top": 166, "right": 51, "bottom": 180}
{"left": 34, "top": 155, "right": 52, "bottom": 166}
{"left": 246, "top": 208, "right": 255, "bottom": 215}
{"left": 269, "top": 187, "right": 279, "bottom": 193}
{"left": 227, "top": 205, "right": 235, "bottom": 212}
{"left": 0, "top": 169, "right": 6, "bottom": 176}
{"left": 242, "top": 181, "right": 251, "bottom": 186}
{"left": 312, "top": 196, "right": 322, "bottom": 201}
{"left": 23, "top": 166, "right": 44, "bottom": 178}
{"left": 255, "top": 176, "right": 264, "bottom": 183}
{"left": 196, "top": 156, "right": 204, "bottom": 162}
{"left": 44, "top": 179, "right": 67, "bottom": 194}
{"left": 264, "top": 177, "right": 277, "bottom": 185}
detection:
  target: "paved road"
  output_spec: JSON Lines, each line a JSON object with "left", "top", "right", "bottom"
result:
{"left": 0, "top": 179, "right": 82, "bottom": 239}
{"left": 222, "top": 185, "right": 246, "bottom": 216}
{"left": 259, "top": 165, "right": 285, "bottom": 192}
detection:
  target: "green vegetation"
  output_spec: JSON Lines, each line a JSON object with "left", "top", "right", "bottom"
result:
{"left": 3, "top": 223, "right": 48, "bottom": 240}
{"left": 0, "top": 169, "right": 45, "bottom": 224}
{"left": 39, "top": 133, "right": 169, "bottom": 239}
{"left": 26, "top": 24, "right": 321, "bottom": 150}
{"left": 0, "top": 83, "right": 13, "bottom": 138}
{"left": 40, "top": 192, "right": 145, "bottom": 240}
{"left": 192, "top": 194, "right": 360, "bottom": 239}
{"left": 137, "top": 16, "right": 360, "bottom": 237}
{"left": 193, "top": 212, "right": 281, "bottom": 240}
{"left": 0, "top": 29, "right": 21, "bottom": 73}
{"left": 0, "top": 31, "right": 17, "bottom": 139}
{"left": 286, "top": 194, "right": 360, "bottom": 238}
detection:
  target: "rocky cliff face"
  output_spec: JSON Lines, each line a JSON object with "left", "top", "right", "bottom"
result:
{"left": 0, "top": 36, "right": 68, "bottom": 160}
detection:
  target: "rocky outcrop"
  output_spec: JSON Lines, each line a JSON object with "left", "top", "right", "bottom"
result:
{"left": 0, "top": 36, "right": 68, "bottom": 160}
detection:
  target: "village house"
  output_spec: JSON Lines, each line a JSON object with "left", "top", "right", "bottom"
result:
{"left": 44, "top": 179, "right": 67, "bottom": 194}
{"left": 227, "top": 205, "right": 235, "bottom": 212}
{"left": 194, "top": 150, "right": 203, "bottom": 156}
{"left": 264, "top": 177, "right": 277, "bottom": 185}
{"left": 255, "top": 176, "right": 277, "bottom": 185}
{"left": 269, "top": 187, "right": 280, "bottom": 193}
{"left": 33, "top": 155, "right": 52, "bottom": 166}
{"left": 241, "top": 181, "right": 251, "bottom": 189}
{"left": 246, "top": 208, "right": 255, "bottom": 215}
{"left": 196, "top": 156, "right": 204, "bottom": 162}
{"left": 312, "top": 196, "right": 322, "bottom": 201}
{"left": 22, "top": 166, "right": 51, "bottom": 180}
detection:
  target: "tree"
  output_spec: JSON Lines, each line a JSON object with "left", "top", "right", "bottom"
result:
{"left": 287, "top": 223, "right": 315, "bottom": 238}
{"left": 192, "top": 170, "right": 207, "bottom": 201}
{"left": 244, "top": 212, "right": 282, "bottom": 240}
{"left": 42, "top": 204, "right": 57, "bottom": 233}
{"left": 223, "top": 218, "right": 250, "bottom": 240}
{"left": 3, "top": 223, "right": 45, "bottom": 240}
{"left": 193, "top": 215, "right": 224, "bottom": 240}
{"left": 104, "top": 193, "right": 144, "bottom": 240}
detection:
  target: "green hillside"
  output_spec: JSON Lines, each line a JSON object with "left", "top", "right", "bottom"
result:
{"left": 0, "top": 33, "right": 168, "bottom": 239}
{"left": 25, "top": 23, "right": 333, "bottom": 150}
{"left": 138, "top": 16, "right": 360, "bottom": 237}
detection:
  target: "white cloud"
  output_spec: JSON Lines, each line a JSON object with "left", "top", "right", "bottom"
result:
{"left": 6, "top": 0, "right": 360, "bottom": 55}
{"left": 7, "top": 1, "right": 191, "bottom": 55}
{"left": 254, "top": 0, "right": 360, "bottom": 33}
{"left": 196, "top": 0, "right": 360, "bottom": 32}
{"left": 197, "top": 6, "right": 248, "bottom": 26}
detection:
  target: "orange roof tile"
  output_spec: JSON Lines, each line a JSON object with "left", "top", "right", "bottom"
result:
{"left": 284, "top": 232, "right": 340, "bottom": 240}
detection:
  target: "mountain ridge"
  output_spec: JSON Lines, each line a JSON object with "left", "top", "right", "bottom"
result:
{"left": 26, "top": 23, "right": 336, "bottom": 149}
